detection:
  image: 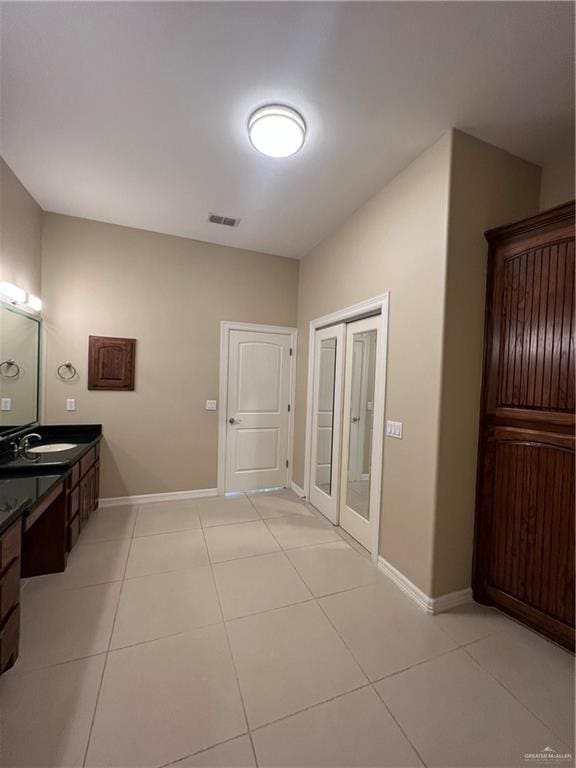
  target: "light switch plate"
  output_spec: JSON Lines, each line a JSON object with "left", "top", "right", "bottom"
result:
{"left": 66, "top": 398, "right": 76, "bottom": 412}
{"left": 386, "top": 420, "right": 403, "bottom": 439}
{"left": 1, "top": 398, "right": 12, "bottom": 412}
{"left": 205, "top": 400, "right": 217, "bottom": 411}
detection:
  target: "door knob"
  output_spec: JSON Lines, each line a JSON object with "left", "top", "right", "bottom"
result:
{"left": 228, "top": 417, "right": 242, "bottom": 424}
{"left": 352, "top": 416, "right": 360, "bottom": 423}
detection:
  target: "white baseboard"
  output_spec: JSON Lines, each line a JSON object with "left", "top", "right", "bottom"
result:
{"left": 432, "top": 587, "right": 474, "bottom": 613}
{"left": 377, "top": 556, "right": 472, "bottom": 615}
{"left": 99, "top": 488, "right": 218, "bottom": 508}
{"left": 290, "top": 481, "right": 305, "bottom": 497}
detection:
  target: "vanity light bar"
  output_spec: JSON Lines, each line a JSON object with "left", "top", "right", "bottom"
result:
{"left": 0, "top": 282, "right": 42, "bottom": 311}
{"left": 26, "top": 294, "right": 42, "bottom": 312}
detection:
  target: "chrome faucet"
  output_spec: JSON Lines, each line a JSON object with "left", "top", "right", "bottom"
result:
{"left": 18, "top": 433, "right": 42, "bottom": 455}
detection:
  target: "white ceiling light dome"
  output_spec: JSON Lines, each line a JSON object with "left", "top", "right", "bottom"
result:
{"left": 248, "top": 105, "right": 306, "bottom": 158}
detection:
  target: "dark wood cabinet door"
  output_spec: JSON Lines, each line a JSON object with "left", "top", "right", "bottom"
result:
{"left": 474, "top": 202, "right": 575, "bottom": 650}
{"left": 88, "top": 335, "right": 136, "bottom": 390}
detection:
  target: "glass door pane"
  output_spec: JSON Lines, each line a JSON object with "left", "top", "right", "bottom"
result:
{"left": 314, "top": 337, "right": 337, "bottom": 495}
{"left": 345, "top": 328, "right": 377, "bottom": 521}
{"left": 309, "top": 323, "right": 344, "bottom": 524}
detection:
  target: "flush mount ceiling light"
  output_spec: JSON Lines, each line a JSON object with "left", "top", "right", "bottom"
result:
{"left": 248, "top": 105, "right": 306, "bottom": 158}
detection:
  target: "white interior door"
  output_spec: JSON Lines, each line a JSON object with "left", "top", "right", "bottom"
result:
{"left": 339, "top": 316, "right": 379, "bottom": 550}
{"left": 225, "top": 329, "right": 292, "bottom": 492}
{"left": 309, "top": 324, "right": 344, "bottom": 523}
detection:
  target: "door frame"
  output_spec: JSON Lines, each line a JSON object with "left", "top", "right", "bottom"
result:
{"left": 304, "top": 293, "right": 389, "bottom": 560}
{"left": 217, "top": 321, "right": 297, "bottom": 496}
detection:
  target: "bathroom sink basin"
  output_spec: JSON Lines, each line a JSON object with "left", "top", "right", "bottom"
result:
{"left": 27, "top": 443, "right": 78, "bottom": 454}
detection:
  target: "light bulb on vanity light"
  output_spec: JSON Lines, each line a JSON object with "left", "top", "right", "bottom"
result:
{"left": 0, "top": 281, "right": 27, "bottom": 304}
{"left": 26, "top": 294, "right": 42, "bottom": 312}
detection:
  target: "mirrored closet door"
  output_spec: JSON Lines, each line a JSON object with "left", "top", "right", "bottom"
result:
{"left": 308, "top": 312, "right": 383, "bottom": 552}
{"left": 339, "top": 316, "right": 379, "bottom": 550}
{"left": 309, "top": 324, "right": 344, "bottom": 522}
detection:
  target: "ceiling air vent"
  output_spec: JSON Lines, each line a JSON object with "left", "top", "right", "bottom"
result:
{"left": 208, "top": 212, "right": 241, "bottom": 228}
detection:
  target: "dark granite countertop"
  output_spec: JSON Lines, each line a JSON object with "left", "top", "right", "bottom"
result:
{"left": 0, "top": 475, "right": 63, "bottom": 535}
{"left": 0, "top": 425, "right": 102, "bottom": 475}
{"left": 0, "top": 424, "right": 102, "bottom": 534}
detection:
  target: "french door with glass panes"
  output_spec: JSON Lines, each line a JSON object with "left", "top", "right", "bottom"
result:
{"left": 309, "top": 325, "right": 345, "bottom": 522}
{"left": 309, "top": 314, "right": 381, "bottom": 551}
{"left": 339, "top": 316, "right": 379, "bottom": 550}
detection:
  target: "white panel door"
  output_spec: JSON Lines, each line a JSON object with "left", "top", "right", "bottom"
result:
{"left": 309, "top": 324, "right": 344, "bottom": 523}
{"left": 225, "top": 330, "right": 292, "bottom": 492}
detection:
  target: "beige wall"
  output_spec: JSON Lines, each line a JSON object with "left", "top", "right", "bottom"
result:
{"left": 432, "top": 131, "right": 540, "bottom": 597}
{"left": 0, "top": 157, "right": 43, "bottom": 297}
{"left": 294, "top": 133, "right": 452, "bottom": 595}
{"left": 539, "top": 146, "right": 575, "bottom": 211}
{"left": 41, "top": 214, "right": 299, "bottom": 498}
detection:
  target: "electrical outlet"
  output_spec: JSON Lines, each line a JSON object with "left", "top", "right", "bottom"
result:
{"left": 1, "top": 398, "right": 12, "bottom": 412}
{"left": 66, "top": 398, "right": 76, "bottom": 412}
{"left": 205, "top": 400, "right": 217, "bottom": 411}
{"left": 386, "top": 420, "right": 403, "bottom": 439}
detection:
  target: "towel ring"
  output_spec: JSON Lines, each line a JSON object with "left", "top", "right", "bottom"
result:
{"left": 0, "top": 359, "right": 21, "bottom": 379}
{"left": 57, "top": 362, "right": 78, "bottom": 381}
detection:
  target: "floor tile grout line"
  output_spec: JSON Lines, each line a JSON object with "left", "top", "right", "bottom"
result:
{"left": 371, "top": 681, "right": 429, "bottom": 768}
{"left": 305, "top": 558, "right": 437, "bottom": 767}
{"left": 368, "top": 645, "right": 462, "bottom": 686}
{"left": 5, "top": 650, "right": 110, "bottom": 679}
{"left": 198, "top": 517, "right": 259, "bottom": 768}
{"left": 251, "top": 513, "right": 317, "bottom": 600}
{"left": 158, "top": 733, "right": 255, "bottom": 768}
{"left": 460, "top": 644, "right": 571, "bottom": 747}
{"left": 312, "top": 588, "right": 438, "bottom": 767}
{"left": 107, "top": 619, "right": 225, "bottom": 654}
{"left": 81, "top": 509, "right": 136, "bottom": 768}
{"left": 247, "top": 681, "right": 374, "bottom": 735}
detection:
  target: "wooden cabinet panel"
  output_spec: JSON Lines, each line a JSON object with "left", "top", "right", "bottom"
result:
{"left": 67, "top": 486, "right": 79, "bottom": 522}
{"left": 88, "top": 335, "right": 136, "bottom": 390}
{"left": 494, "top": 242, "right": 574, "bottom": 413}
{"left": 0, "top": 606, "right": 19, "bottom": 674}
{"left": 475, "top": 202, "right": 575, "bottom": 650}
{"left": 67, "top": 514, "right": 80, "bottom": 552}
{"left": 70, "top": 462, "right": 80, "bottom": 488}
{"left": 80, "top": 448, "right": 96, "bottom": 479}
{"left": 0, "top": 520, "right": 20, "bottom": 573}
{"left": 0, "top": 559, "right": 20, "bottom": 627}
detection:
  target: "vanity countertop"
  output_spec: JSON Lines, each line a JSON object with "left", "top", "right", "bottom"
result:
{"left": 0, "top": 425, "right": 102, "bottom": 474}
{"left": 0, "top": 424, "right": 102, "bottom": 534}
{"left": 0, "top": 474, "right": 64, "bottom": 535}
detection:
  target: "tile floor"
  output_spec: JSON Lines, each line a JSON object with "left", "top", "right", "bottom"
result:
{"left": 1, "top": 489, "right": 574, "bottom": 768}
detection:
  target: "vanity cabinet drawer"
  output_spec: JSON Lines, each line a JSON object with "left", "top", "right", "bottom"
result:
{"left": 0, "top": 606, "right": 19, "bottom": 674}
{"left": 67, "top": 514, "right": 80, "bottom": 551}
{"left": 0, "top": 560, "right": 20, "bottom": 626}
{"left": 70, "top": 462, "right": 80, "bottom": 488}
{"left": 68, "top": 486, "right": 80, "bottom": 522}
{"left": 0, "top": 521, "right": 21, "bottom": 573}
{"left": 80, "top": 448, "right": 96, "bottom": 478}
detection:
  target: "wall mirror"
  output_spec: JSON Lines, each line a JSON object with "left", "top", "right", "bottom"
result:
{"left": 0, "top": 302, "right": 40, "bottom": 430}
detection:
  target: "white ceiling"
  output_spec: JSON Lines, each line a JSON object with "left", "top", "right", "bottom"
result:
{"left": 1, "top": 2, "right": 573, "bottom": 258}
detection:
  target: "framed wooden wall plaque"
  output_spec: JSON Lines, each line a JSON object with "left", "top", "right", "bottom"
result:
{"left": 88, "top": 336, "right": 136, "bottom": 390}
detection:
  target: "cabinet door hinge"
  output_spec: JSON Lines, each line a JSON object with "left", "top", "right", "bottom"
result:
{"left": 287, "top": 403, "right": 291, "bottom": 412}
{"left": 286, "top": 459, "right": 289, "bottom": 468}
{"left": 289, "top": 347, "right": 293, "bottom": 356}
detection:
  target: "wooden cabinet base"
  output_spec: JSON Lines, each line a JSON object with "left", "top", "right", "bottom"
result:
{"left": 0, "top": 606, "right": 19, "bottom": 674}
{"left": 22, "top": 483, "right": 67, "bottom": 578}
